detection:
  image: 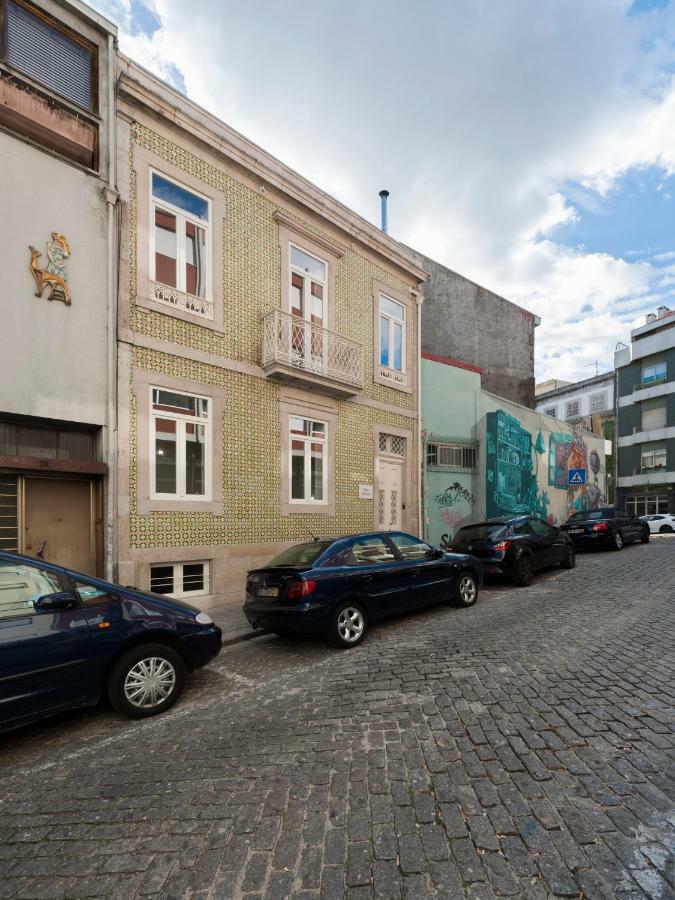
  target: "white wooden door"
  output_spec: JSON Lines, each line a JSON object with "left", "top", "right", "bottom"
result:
{"left": 377, "top": 460, "right": 403, "bottom": 530}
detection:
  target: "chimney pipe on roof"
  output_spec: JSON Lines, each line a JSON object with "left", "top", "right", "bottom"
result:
{"left": 379, "top": 189, "right": 389, "bottom": 234}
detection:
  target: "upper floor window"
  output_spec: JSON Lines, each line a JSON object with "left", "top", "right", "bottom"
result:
{"left": 565, "top": 400, "right": 580, "bottom": 417}
{"left": 4, "top": 0, "right": 95, "bottom": 111}
{"left": 543, "top": 406, "right": 557, "bottom": 417}
{"left": 290, "top": 416, "right": 327, "bottom": 503}
{"left": 379, "top": 294, "right": 406, "bottom": 373}
{"left": 642, "top": 361, "right": 667, "bottom": 385}
{"left": 641, "top": 446, "right": 667, "bottom": 472}
{"left": 290, "top": 245, "right": 326, "bottom": 328}
{"left": 590, "top": 392, "right": 607, "bottom": 412}
{"left": 151, "top": 172, "right": 210, "bottom": 300}
{"left": 150, "top": 388, "right": 210, "bottom": 500}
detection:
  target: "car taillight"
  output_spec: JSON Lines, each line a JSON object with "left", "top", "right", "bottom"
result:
{"left": 287, "top": 579, "right": 317, "bottom": 600}
{"left": 245, "top": 579, "right": 253, "bottom": 598}
{"left": 593, "top": 523, "right": 608, "bottom": 532}
{"left": 493, "top": 540, "right": 512, "bottom": 553}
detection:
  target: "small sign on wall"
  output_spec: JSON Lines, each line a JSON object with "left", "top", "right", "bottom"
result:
{"left": 358, "top": 484, "right": 374, "bottom": 500}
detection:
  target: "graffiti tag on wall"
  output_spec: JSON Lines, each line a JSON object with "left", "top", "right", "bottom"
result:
{"left": 435, "top": 483, "right": 474, "bottom": 508}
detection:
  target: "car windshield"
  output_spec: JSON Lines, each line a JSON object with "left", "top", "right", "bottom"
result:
{"left": 452, "top": 524, "right": 506, "bottom": 546}
{"left": 567, "top": 509, "right": 614, "bottom": 521}
{"left": 265, "top": 541, "right": 333, "bottom": 567}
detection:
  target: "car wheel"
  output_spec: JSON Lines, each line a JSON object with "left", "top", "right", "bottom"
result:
{"left": 641, "top": 529, "right": 650, "bottom": 543}
{"left": 612, "top": 531, "right": 624, "bottom": 551}
{"left": 659, "top": 524, "right": 673, "bottom": 534}
{"left": 108, "top": 643, "right": 186, "bottom": 719}
{"left": 329, "top": 601, "right": 367, "bottom": 648}
{"left": 512, "top": 555, "right": 534, "bottom": 587}
{"left": 560, "top": 544, "right": 576, "bottom": 569}
{"left": 454, "top": 572, "right": 478, "bottom": 607}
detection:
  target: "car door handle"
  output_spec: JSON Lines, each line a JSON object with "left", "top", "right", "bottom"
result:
{"left": 410, "top": 568, "right": 420, "bottom": 579}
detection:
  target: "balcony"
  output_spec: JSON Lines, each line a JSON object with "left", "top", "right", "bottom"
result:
{"left": 150, "top": 281, "right": 214, "bottom": 320}
{"left": 261, "top": 309, "right": 364, "bottom": 398}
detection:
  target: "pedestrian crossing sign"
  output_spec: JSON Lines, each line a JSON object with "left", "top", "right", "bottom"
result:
{"left": 568, "top": 468, "right": 586, "bottom": 485}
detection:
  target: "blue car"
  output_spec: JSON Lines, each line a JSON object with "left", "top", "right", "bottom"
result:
{"left": 0, "top": 551, "right": 222, "bottom": 732}
{"left": 244, "top": 531, "right": 483, "bottom": 648}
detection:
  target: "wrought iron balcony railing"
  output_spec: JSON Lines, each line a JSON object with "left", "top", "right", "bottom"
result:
{"left": 262, "top": 309, "right": 364, "bottom": 395}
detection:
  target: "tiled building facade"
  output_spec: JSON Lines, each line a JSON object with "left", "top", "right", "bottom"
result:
{"left": 115, "top": 60, "right": 426, "bottom": 604}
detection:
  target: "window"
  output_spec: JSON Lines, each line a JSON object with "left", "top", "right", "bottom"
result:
{"left": 626, "top": 495, "right": 669, "bottom": 516}
{"left": 565, "top": 400, "right": 580, "bottom": 417}
{"left": 590, "top": 392, "right": 607, "bottom": 412}
{"left": 529, "top": 518, "right": 557, "bottom": 538}
{"left": 150, "top": 388, "right": 210, "bottom": 500}
{"left": 0, "top": 561, "right": 60, "bottom": 619}
{"left": 389, "top": 533, "right": 434, "bottom": 561}
{"left": 288, "top": 244, "right": 328, "bottom": 366}
{"left": 73, "top": 580, "right": 116, "bottom": 605}
{"left": 641, "top": 446, "right": 667, "bottom": 472}
{"left": 265, "top": 542, "right": 333, "bottom": 568}
{"left": 426, "top": 443, "right": 476, "bottom": 470}
{"left": 544, "top": 407, "right": 557, "bottom": 417}
{"left": 641, "top": 402, "right": 667, "bottom": 431}
{"left": 642, "top": 361, "right": 667, "bottom": 385}
{"left": 510, "top": 520, "right": 534, "bottom": 536}
{"left": 4, "top": 0, "right": 95, "bottom": 111}
{"left": 379, "top": 294, "right": 406, "bottom": 374}
{"left": 289, "top": 417, "right": 327, "bottom": 503}
{"left": 151, "top": 172, "right": 210, "bottom": 301}
{"left": 343, "top": 536, "right": 397, "bottom": 566}
{"left": 380, "top": 433, "right": 406, "bottom": 457}
{"left": 150, "top": 562, "right": 208, "bottom": 598}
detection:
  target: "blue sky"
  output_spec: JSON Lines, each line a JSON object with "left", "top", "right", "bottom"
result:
{"left": 95, "top": 0, "right": 675, "bottom": 382}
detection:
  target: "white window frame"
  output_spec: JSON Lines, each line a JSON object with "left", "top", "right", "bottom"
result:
{"left": 150, "top": 561, "right": 209, "bottom": 599}
{"left": 379, "top": 293, "right": 407, "bottom": 375}
{"left": 288, "top": 416, "right": 328, "bottom": 505}
{"left": 590, "top": 392, "right": 607, "bottom": 412}
{"left": 566, "top": 399, "right": 580, "bottom": 417}
{"left": 427, "top": 442, "right": 476, "bottom": 471}
{"left": 289, "top": 243, "right": 327, "bottom": 322}
{"left": 149, "top": 386, "right": 212, "bottom": 501}
{"left": 149, "top": 169, "right": 212, "bottom": 301}
{"left": 642, "top": 361, "right": 667, "bottom": 383}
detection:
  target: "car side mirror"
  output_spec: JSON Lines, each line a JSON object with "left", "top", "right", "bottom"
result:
{"left": 429, "top": 547, "right": 444, "bottom": 559}
{"left": 34, "top": 592, "right": 77, "bottom": 612}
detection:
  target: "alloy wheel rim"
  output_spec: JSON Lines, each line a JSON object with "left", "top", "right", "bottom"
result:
{"left": 616, "top": 533, "right": 623, "bottom": 548}
{"left": 124, "top": 657, "right": 176, "bottom": 708}
{"left": 337, "top": 607, "right": 364, "bottom": 643}
{"left": 459, "top": 576, "right": 476, "bottom": 604}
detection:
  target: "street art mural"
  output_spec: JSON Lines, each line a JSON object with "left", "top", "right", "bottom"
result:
{"left": 486, "top": 410, "right": 606, "bottom": 524}
{"left": 435, "top": 483, "right": 475, "bottom": 547}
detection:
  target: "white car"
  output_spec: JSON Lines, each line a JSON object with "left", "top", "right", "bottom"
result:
{"left": 641, "top": 513, "right": 675, "bottom": 534}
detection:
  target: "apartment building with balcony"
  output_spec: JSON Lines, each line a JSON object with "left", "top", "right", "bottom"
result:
{"left": 114, "top": 58, "right": 426, "bottom": 604}
{"left": 614, "top": 306, "right": 675, "bottom": 516}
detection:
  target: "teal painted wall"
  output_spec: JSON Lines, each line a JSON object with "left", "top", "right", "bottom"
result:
{"left": 422, "top": 358, "right": 608, "bottom": 546}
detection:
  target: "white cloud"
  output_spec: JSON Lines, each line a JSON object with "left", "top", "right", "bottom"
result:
{"left": 97, "top": 0, "right": 675, "bottom": 382}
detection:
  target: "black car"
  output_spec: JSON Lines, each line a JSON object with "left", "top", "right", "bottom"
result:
{"left": 560, "top": 508, "right": 650, "bottom": 550}
{"left": 244, "top": 531, "right": 483, "bottom": 648}
{"left": 0, "top": 552, "right": 222, "bottom": 732}
{"left": 450, "top": 515, "right": 575, "bottom": 587}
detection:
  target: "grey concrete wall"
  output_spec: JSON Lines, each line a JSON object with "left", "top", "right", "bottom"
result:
{"left": 411, "top": 251, "right": 536, "bottom": 407}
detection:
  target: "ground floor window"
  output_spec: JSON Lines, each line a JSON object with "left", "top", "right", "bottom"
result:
{"left": 150, "top": 561, "right": 209, "bottom": 598}
{"left": 625, "top": 494, "right": 670, "bottom": 516}
{"left": 289, "top": 416, "right": 327, "bottom": 503}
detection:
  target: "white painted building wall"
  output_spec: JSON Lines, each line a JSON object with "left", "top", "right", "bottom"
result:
{"left": 535, "top": 375, "right": 614, "bottom": 421}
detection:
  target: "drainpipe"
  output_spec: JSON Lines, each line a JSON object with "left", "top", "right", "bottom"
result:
{"left": 103, "top": 32, "right": 119, "bottom": 580}
{"left": 415, "top": 291, "right": 423, "bottom": 538}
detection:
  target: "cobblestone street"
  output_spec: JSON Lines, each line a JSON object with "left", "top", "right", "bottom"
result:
{"left": 0, "top": 539, "right": 673, "bottom": 899}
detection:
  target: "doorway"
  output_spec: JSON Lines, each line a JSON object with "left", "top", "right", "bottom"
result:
{"left": 0, "top": 474, "right": 98, "bottom": 574}
{"left": 377, "top": 459, "right": 403, "bottom": 531}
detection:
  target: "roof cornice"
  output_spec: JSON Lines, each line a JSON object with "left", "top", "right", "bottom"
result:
{"left": 116, "top": 58, "right": 428, "bottom": 284}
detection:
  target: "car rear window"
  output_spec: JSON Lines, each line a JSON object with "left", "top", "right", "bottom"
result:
{"left": 265, "top": 541, "right": 333, "bottom": 567}
{"left": 452, "top": 524, "right": 506, "bottom": 547}
{"left": 567, "top": 509, "right": 614, "bottom": 521}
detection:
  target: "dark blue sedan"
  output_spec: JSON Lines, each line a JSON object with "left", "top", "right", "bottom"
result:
{"left": 243, "top": 531, "right": 483, "bottom": 648}
{"left": 0, "top": 552, "right": 222, "bottom": 732}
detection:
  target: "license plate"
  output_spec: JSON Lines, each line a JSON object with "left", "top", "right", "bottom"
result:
{"left": 569, "top": 529, "right": 584, "bottom": 534}
{"left": 257, "top": 587, "right": 279, "bottom": 598}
